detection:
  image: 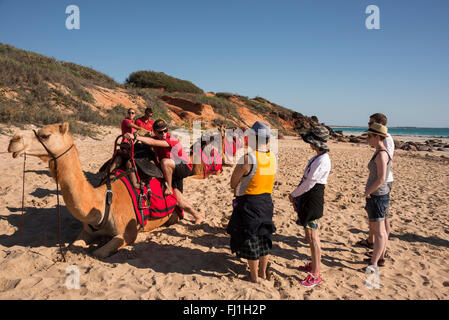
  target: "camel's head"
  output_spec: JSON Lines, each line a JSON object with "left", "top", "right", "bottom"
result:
{"left": 8, "top": 122, "right": 73, "bottom": 162}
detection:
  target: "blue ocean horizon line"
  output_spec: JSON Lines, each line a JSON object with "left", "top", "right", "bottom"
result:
{"left": 330, "top": 125, "right": 449, "bottom": 129}
{"left": 330, "top": 126, "right": 449, "bottom": 138}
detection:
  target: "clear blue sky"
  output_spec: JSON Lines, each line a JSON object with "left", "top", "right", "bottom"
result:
{"left": 1, "top": 0, "right": 448, "bottom": 127}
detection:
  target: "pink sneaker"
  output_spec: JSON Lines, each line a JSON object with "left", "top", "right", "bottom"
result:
{"left": 300, "top": 272, "right": 322, "bottom": 288}
{"left": 298, "top": 262, "right": 312, "bottom": 272}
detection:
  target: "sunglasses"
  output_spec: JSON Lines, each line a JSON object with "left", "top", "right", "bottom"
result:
{"left": 128, "top": 112, "right": 135, "bottom": 114}
{"left": 156, "top": 128, "right": 168, "bottom": 134}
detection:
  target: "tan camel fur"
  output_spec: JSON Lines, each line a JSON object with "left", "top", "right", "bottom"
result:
{"left": 7, "top": 123, "right": 180, "bottom": 258}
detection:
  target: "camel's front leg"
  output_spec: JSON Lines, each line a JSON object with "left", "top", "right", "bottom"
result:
{"left": 70, "top": 228, "right": 97, "bottom": 249}
{"left": 92, "top": 234, "right": 127, "bottom": 259}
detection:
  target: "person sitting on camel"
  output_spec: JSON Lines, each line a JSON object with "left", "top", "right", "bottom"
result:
{"left": 125, "top": 119, "right": 203, "bottom": 224}
{"left": 135, "top": 107, "right": 154, "bottom": 136}
{"left": 106, "top": 108, "right": 153, "bottom": 188}
{"left": 121, "top": 108, "right": 152, "bottom": 139}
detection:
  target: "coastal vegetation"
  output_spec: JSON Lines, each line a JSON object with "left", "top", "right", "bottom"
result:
{"left": 125, "top": 70, "right": 203, "bottom": 94}
{"left": 0, "top": 42, "right": 318, "bottom": 137}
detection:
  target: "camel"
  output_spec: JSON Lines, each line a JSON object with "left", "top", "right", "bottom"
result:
{"left": 7, "top": 123, "right": 181, "bottom": 258}
{"left": 218, "top": 126, "right": 246, "bottom": 167}
{"left": 189, "top": 129, "right": 224, "bottom": 179}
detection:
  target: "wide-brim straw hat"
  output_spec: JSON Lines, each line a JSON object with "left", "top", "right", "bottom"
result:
{"left": 365, "top": 123, "right": 388, "bottom": 138}
{"left": 301, "top": 125, "right": 330, "bottom": 151}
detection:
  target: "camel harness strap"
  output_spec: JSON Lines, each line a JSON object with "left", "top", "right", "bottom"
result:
{"left": 33, "top": 130, "right": 75, "bottom": 262}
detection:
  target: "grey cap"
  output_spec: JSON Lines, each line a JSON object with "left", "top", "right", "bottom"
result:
{"left": 250, "top": 121, "right": 271, "bottom": 137}
{"left": 301, "top": 125, "right": 330, "bottom": 151}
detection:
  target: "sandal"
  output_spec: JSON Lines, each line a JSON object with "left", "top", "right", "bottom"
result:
{"left": 356, "top": 239, "right": 374, "bottom": 249}
{"left": 365, "top": 251, "right": 389, "bottom": 259}
{"left": 363, "top": 257, "right": 385, "bottom": 267}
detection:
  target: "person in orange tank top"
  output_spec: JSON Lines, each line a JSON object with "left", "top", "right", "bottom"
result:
{"left": 227, "top": 121, "right": 276, "bottom": 283}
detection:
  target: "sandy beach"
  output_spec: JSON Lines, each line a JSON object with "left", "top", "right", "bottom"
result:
{"left": 1, "top": 127, "right": 449, "bottom": 300}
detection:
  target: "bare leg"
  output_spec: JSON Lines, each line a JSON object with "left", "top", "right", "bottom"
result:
{"left": 248, "top": 259, "right": 259, "bottom": 283}
{"left": 385, "top": 217, "right": 391, "bottom": 239}
{"left": 258, "top": 255, "right": 269, "bottom": 279}
{"left": 370, "top": 221, "right": 387, "bottom": 266}
{"left": 173, "top": 188, "right": 203, "bottom": 224}
{"left": 383, "top": 217, "right": 391, "bottom": 257}
{"left": 306, "top": 228, "right": 321, "bottom": 275}
{"left": 161, "top": 158, "right": 175, "bottom": 195}
{"left": 368, "top": 221, "right": 375, "bottom": 244}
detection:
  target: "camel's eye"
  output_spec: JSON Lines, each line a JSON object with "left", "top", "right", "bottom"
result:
{"left": 40, "top": 134, "right": 50, "bottom": 140}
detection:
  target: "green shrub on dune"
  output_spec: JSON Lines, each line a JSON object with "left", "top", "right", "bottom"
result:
{"left": 215, "top": 92, "right": 235, "bottom": 99}
{"left": 0, "top": 43, "right": 118, "bottom": 89}
{"left": 126, "top": 70, "right": 203, "bottom": 94}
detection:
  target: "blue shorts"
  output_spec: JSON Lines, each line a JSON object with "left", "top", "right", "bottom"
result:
{"left": 365, "top": 194, "right": 390, "bottom": 222}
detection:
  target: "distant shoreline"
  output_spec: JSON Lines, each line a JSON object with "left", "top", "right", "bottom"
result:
{"left": 330, "top": 126, "right": 449, "bottom": 130}
{"left": 330, "top": 126, "right": 449, "bottom": 141}
{"left": 334, "top": 131, "right": 449, "bottom": 144}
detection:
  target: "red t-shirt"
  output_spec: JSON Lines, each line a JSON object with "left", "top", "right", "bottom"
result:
{"left": 121, "top": 118, "right": 136, "bottom": 142}
{"left": 153, "top": 133, "right": 192, "bottom": 169}
{"left": 135, "top": 117, "right": 154, "bottom": 132}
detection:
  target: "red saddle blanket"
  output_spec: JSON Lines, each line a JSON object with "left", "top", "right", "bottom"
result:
{"left": 193, "top": 144, "right": 223, "bottom": 178}
{"left": 114, "top": 169, "right": 183, "bottom": 228}
{"left": 201, "top": 147, "right": 223, "bottom": 178}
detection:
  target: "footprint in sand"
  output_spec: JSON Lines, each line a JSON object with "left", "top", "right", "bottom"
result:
{"left": 421, "top": 275, "right": 431, "bottom": 286}
{"left": 0, "top": 278, "right": 21, "bottom": 292}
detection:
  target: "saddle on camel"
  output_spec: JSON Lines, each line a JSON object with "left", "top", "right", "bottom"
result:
{"left": 7, "top": 123, "right": 183, "bottom": 258}
{"left": 98, "top": 133, "right": 183, "bottom": 229}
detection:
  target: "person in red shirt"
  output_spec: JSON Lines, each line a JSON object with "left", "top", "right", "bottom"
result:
{"left": 121, "top": 108, "right": 151, "bottom": 142}
{"left": 135, "top": 107, "right": 154, "bottom": 136}
{"left": 108, "top": 108, "right": 138, "bottom": 185}
{"left": 125, "top": 119, "right": 203, "bottom": 224}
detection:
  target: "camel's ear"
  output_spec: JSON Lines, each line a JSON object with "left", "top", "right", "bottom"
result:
{"left": 59, "top": 122, "right": 69, "bottom": 135}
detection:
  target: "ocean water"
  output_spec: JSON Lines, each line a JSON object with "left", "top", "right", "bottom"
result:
{"left": 331, "top": 127, "right": 449, "bottom": 138}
